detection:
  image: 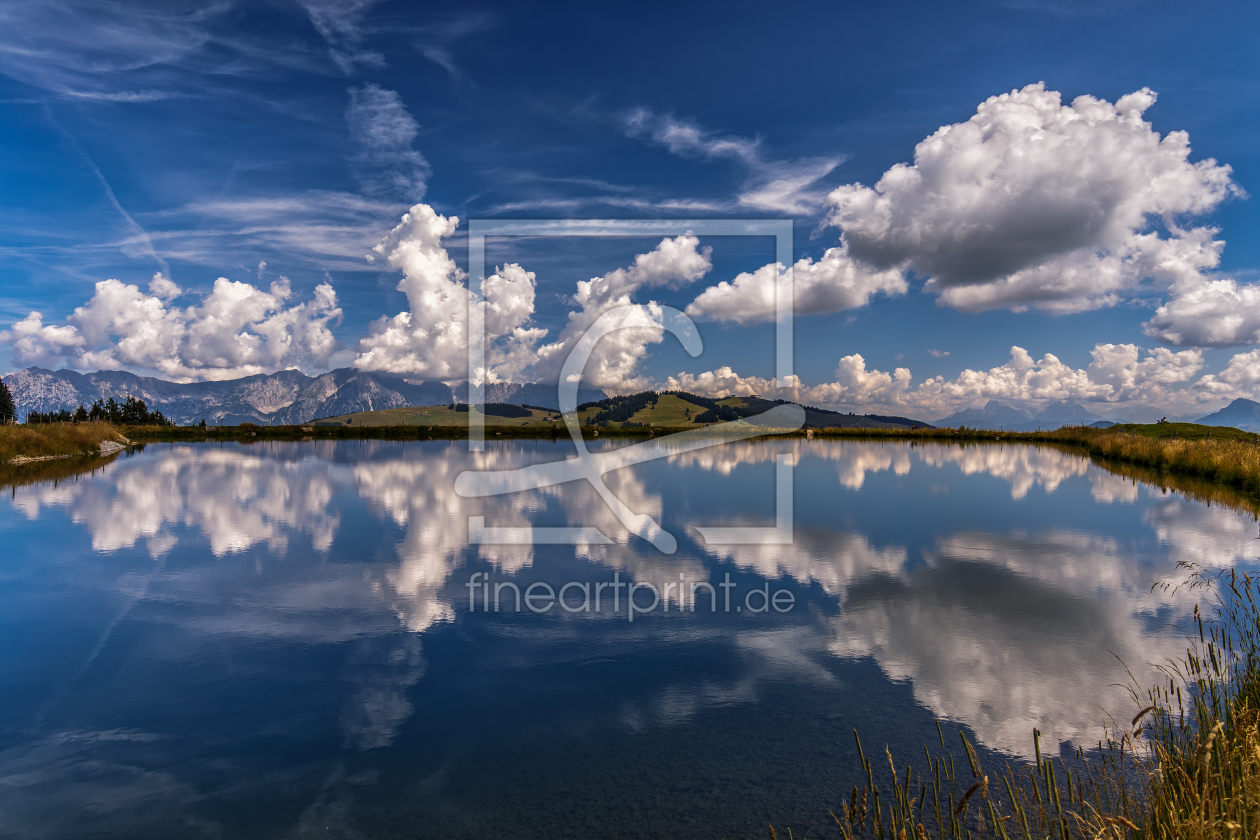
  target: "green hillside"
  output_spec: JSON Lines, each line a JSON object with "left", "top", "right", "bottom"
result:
{"left": 304, "top": 390, "right": 934, "bottom": 432}
{"left": 312, "top": 405, "right": 558, "bottom": 428}
{"left": 1109, "top": 422, "right": 1259, "bottom": 442}
{"left": 620, "top": 394, "right": 708, "bottom": 425}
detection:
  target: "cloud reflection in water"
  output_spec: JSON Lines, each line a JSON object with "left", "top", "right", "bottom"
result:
{"left": 3, "top": 436, "right": 1255, "bottom": 795}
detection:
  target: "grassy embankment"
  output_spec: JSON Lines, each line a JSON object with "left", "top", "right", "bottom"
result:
{"left": 0, "top": 421, "right": 127, "bottom": 463}
{"left": 1035, "top": 423, "right": 1260, "bottom": 504}
{"left": 818, "top": 565, "right": 1260, "bottom": 840}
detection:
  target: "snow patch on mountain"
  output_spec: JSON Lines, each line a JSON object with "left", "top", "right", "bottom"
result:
{"left": 1, "top": 367, "right": 610, "bottom": 425}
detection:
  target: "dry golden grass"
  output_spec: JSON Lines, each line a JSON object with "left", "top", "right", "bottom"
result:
{"left": 1061, "top": 428, "right": 1260, "bottom": 495}
{"left": 0, "top": 422, "right": 126, "bottom": 462}
{"left": 1121, "top": 567, "right": 1260, "bottom": 840}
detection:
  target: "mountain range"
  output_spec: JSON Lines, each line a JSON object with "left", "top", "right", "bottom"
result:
{"left": 935, "top": 398, "right": 1260, "bottom": 431}
{"left": 1196, "top": 398, "right": 1260, "bottom": 432}
{"left": 1, "top": 367, "right": 606, "bottom": 425}
{"left": 934, "top": 399, "right": 1108, "bottom": 431}
{"left": 11, "top": 366, "right": 1260, "bottom": 432}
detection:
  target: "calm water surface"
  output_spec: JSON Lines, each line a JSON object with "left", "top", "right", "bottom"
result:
{"left": 1, "top": 439, "right": 1254, "bottom": 839}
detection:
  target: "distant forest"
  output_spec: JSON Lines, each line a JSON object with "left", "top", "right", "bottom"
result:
{"left": 25, "top": 396, "right": 174, "bottom": 426}
{"left": 578, "top": 392, "right": 659, "bottom": 425}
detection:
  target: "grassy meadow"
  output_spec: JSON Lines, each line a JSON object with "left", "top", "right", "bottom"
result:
{"left": 0, "top": 421, "right": 127, "bottom": 463}
{"left": 311, "top": 403, "right": 562, "bottom": 428}
{"left": 616, "top": 393, "right": 707, "bottom": 425}
{"left": 309, "top": 394, "right": 747, "bottom": 428}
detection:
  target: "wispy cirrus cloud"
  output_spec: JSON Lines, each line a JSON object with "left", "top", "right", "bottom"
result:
{"left": 139, "top": 191, "right": 408, "bottom": 273}
{"left": 623, "top": 108, "right": 844, "bottom": 215}
{"left": 346, "top": 83, "right": 430, "bottom": 202}
{"left": 413, "top": 11, "right": 498, "bottom": 92}
{"left": 0, "top": 0, "right": 324, "bottom": 102}
{"left": 473, "top": 169, "right": 732, "bottom": 216}
{"left": 294, "top": 0, "right": 384, "bottom": 74}
{"left": 481, "top": 195, "right": 728, "bottom": 216}
{"left": 0, "top": 0, "right": 223, "bottom": 99}
{"left": 43, "top": 112, "right": 170, "bottom": 278}
{"left": 59, "top": 89, "right": 180, "bottom": 103}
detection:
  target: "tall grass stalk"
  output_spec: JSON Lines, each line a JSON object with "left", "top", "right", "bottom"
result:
{"left": 1134, "top": 565, "right": 1260, "bottom": 839}
{"left": 823, "top": 566, "right": 1260, "bottom": 840}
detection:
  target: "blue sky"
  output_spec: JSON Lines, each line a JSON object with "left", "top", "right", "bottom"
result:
{"left": 1, "top": 0, "right": 1258, "bottom": 420}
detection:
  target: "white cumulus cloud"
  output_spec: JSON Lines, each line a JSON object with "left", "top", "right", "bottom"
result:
{"left": 352, "top": 208, "right": 716, "bottom": 388}
{"left": 1195, "top": 350, "right": 1260, "bottom": 401}
{"left": 1144, "top": 276, "right": 1260, "bottom": 347}
{"left": 685, "top": 244, "right": 906, "bottom": 325}
{"left": 666, "top": 355, "right": 912, "bottom": 408}
{"left": 663, "top": 342, "right": 1211, "bottom": 418}
{"left": 531, "top": 235, "right": 713, "bottom": 390}
{"left": 480, "top": 263, "right": 548, "bottom": 384}
{"left": 351, "top": 203, "right": 547, "bottom": 382}
{"left": 1086, "top": 343, "right": 1204, "bottom": 402}
{"left": 1, "top": 273, "right": 342, "bottom": 382}
{"left": 353, "top": 204, "right": 472, "bottom": 378}
{"left": 824, "top": 83, "right": 1240, "bottom": 314}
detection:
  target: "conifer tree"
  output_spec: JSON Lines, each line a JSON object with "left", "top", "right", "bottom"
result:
{"left": 0, "top": 379, "right": 14, "bottom": 424}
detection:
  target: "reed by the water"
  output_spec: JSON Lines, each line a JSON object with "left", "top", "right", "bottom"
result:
{"left": 810, "top": 565, "right": 1260, "bottom": 840}
{"left": 1059, "top": 429, "right": 1260, "bottom": 500}
{"left": 0, "top": 421, "right": 125, "bottom": 462}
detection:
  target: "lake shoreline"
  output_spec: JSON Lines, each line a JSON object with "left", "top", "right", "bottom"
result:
{"left": 0, "top": 422, "right": 130, "bottom": 464}
{"left": 116, "top": 421, "right": 1260, "bottom": 506}
{"left": 8, "top": 420, "right": 1260, "bottom": 511}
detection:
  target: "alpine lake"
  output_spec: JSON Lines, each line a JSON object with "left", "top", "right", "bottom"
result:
{"left": 1, "top": 436, "right": 1253, "bottom": 839}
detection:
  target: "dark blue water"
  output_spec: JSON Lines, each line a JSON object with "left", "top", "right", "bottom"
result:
{"left": 0, "top": 439, "right": 1251, "bottom": 838}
